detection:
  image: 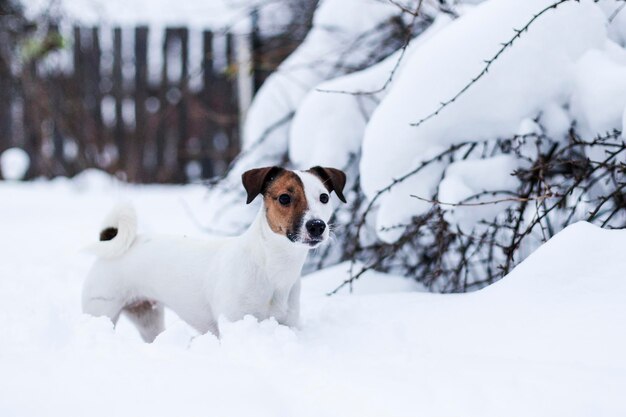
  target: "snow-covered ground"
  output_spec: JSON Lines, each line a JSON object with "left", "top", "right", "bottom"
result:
{"left": 0, "top": 176, "right": 625, "bottom": 416}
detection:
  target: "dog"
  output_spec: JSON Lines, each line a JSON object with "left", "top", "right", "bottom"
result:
{"left": 82, "top": 166, "right": 346, "bottom": 341}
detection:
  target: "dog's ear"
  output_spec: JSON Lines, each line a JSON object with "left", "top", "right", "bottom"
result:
{"left": 241, "top": 166, "right": 284, "bottom": 204}
{"left": 308, "top": 166, "right": 347, "bottom": 203}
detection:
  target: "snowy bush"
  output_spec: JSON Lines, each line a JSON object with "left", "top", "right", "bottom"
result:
{"left": 209, "top": 0, "right": 626, "bottom": 292}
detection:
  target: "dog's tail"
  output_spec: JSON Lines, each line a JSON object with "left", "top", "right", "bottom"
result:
{"left": 83, "top": 203, "right": 137, "bottom": 258}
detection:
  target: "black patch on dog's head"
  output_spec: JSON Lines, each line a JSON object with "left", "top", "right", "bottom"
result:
{"left": 100, "top": 227, "right": 118, "bottom": 241}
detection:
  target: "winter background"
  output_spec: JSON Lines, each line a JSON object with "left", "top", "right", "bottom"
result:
{"left": 2, "top": 0, "right": 626, "bottom": 415}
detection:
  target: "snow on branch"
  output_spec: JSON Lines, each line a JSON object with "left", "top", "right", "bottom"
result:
{"left": 315, "top": 0, "right": 425, "bottom": 96}
{"left": 411, "top": 0, "right": 579, "bottom": 128}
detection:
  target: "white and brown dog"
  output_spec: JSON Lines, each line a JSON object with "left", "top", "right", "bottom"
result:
{"left": 82, "top": 166, "right": 346, "bottom": 341}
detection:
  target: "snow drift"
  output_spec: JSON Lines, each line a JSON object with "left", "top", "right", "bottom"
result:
{"left": 360, "top": 0, "right": 611, "bottom": 240}
{"left": 0, "top": 181, "right": 625, "bottom": 416}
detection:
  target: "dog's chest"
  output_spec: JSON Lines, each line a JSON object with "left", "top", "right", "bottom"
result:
{"left": 237, "top": 280, "right": 291, "bottom": 321}
{"left": 226, "top": 266, "right": 292, "bottom": 321}
{"left": 211, "top": 233, "right": 306, "bottom": 324}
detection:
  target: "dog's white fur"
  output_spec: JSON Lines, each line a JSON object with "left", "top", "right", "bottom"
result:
{"left": 82, "top": 171, "right": 335, "bottom": 341}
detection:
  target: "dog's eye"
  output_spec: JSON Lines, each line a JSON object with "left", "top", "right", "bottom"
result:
{"left": 320, "top": 193, "right": 329, "bottom": 204}
{"left": 278, "top": 194, "right": 291, "bottom": 205}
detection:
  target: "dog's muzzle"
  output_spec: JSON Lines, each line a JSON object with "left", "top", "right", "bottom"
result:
{"left": 303, "top": 219, "right": 326, "bottom": 246}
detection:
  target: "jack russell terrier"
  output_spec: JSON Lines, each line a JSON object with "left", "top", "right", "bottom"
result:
{"left": 82, "top": 166, "right": 346, "bottom": 341}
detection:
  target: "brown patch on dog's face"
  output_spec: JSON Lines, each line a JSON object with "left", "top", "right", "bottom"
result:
{"left": 263, "top": 171, "right": 308, "bottom": 241}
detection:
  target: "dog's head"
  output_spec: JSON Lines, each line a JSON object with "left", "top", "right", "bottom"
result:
{"left": 242, "top": 166, "right": 346, "bottom": 248}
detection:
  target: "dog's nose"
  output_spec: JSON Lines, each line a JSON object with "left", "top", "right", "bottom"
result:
{"left": 305, "top": 219, "right": 326, "bottom": 238}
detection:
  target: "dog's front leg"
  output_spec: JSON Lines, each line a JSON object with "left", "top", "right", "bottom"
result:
{"left": 282, "top": 280, "right": 301, "bottom": 328}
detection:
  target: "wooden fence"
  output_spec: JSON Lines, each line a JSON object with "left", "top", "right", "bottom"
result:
{"left": 0, "top": 21, "right": 295, "bottom": 183}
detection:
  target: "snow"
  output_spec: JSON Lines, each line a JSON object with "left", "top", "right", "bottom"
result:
{"left": 540, "top": 102, "right": 571, "bottom": 139}
{"left": 0, "top": 147, "right": 29, "bottom": 181}
{"left": 570, "top": 48, "right": 626, "bottom": 139}
{"left": 241, "top": 0, "right": 399, "bottom": 158}
{"left": 289, "top": 16, "right": 452, "bottom": 171}
{"left": 7, "top": 0, "right": 626, "bottom": 412}
{"left": 360, "top": 0, "right": 608, "bottom": 240}
{"left": 438, "top": 155, "right": 520, "bottom": 230}
{"left": 599, "top": 0, "right": 626, "bottom": 46}
{"left": 1, "top": 178, "right": 626, "bottom": 416}
{"left": 301, "top": 261, "right": 426, "bottom": 295}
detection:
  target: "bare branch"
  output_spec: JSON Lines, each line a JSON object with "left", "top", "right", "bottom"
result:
{"left": 315, "top": 0, "right": 425, "bottom": 96}
{"left": 410, "top": 192, "right": 557, "bottom": 207}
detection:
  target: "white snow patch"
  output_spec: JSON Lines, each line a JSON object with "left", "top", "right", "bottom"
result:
{"left": 302, "top": 261, "right": 425, "bottom": 295}
{"left": 289, "top": 16, "right": 452, "bottom": 171}
{"left": 540, "top": 102, "right": 571, "bottom": 139}
{"left": 570, "top": 48, "right": 626, "bottom": 138}
{"left": 0, "top": 183, "right": 625, "bottom": 416}
{"left": 0, "top": 147, "right": 30, "bottom": 180}
{"left": 438, "top": 155, "right": 520, "bottom": 230}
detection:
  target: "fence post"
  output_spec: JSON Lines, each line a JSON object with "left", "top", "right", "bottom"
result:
{"left": 250, "top": 8, "right": 264, "bottom": 93}
{"left": 50, "top": 74, "right": 68, "bottom": 176}
{"left": 201, "top": 30, "right": 216, "bottom": 178}
{"left": 72, "top": 26, "right": 88, "bottom": 169}
{"left": 112, "top": 27, "right": 125, "bottom": 172}
{"left": 155, "top": 28, "right": 171, "bottom": 182}
{"left": 89, "top": 27, "right": 103, "bottom": 152}
{"left": 225, "top": 33, "right": 240, "bottom": 162}
{"left": 22, "top": 62, "right": 40, "bottom": 179}
{"left": 175, "top": 27, "right": 189, "bottom": 183}
{"left": 130, "top": 26, "right": 148, "bottom": 182}
{"left": 11, "top": 23, "right": 251, "bottom": 183}
{"left": 0, "top": 46, "right": 12, "bottom": 155}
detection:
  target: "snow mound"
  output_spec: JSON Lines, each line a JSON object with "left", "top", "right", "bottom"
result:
{"left": 289, "top": 16, "right": 452, "bottom": 172}
{"left": 438, "top": 155, "right": 520, "bottom": 230}
{"left": 570, "top": 48, "right": 626, "bottom": 138}
{"left": 302, "top": 261, "right": 426, "bottom": 295}
{"left": 1, "top": 182, "right": 625, "bottom": 416}
{"left": 69, "top": 168, "right": 120, "bottom": 191}
{"left": 0, "top": 147, "right": 30, "bottom": 180}
{"left": 360, "top": 0, "right": 608, "bottom": 241}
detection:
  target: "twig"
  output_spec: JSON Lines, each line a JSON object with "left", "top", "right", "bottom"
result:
{"left": 609, "top": 2, "right": 626, "bottom": 23}
{"left": 411, "top": 0, "right": 576, "bottom": 127}
{"left": 316, "top": 0, "right": 425, "bottom": 96}
{"left": 410, "top": 192, "right": 557, "bottom": 207}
